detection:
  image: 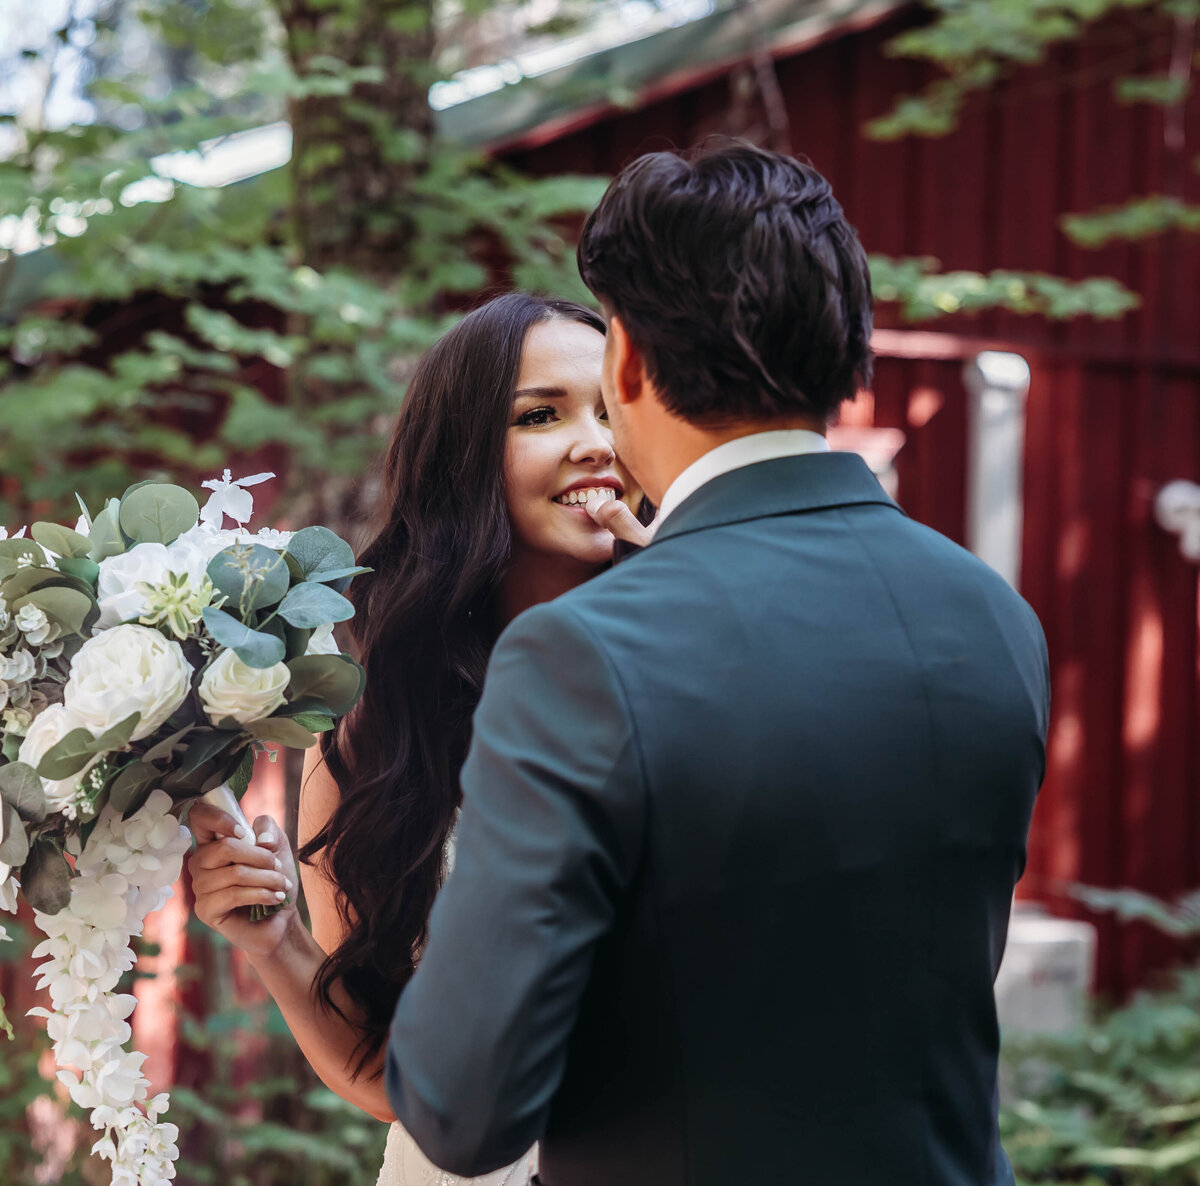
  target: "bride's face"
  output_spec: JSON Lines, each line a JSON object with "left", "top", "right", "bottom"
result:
{"left": 504, "top": 318, "right": 643, "bottom": 569}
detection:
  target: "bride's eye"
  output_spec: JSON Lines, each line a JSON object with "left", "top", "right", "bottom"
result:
{"left": 515, "top": 406, "right": 556, "bottom": 427}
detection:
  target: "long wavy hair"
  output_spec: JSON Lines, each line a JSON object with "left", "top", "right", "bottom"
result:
{"left": 299, "top": 293, "right": 607, "bottom": 1076}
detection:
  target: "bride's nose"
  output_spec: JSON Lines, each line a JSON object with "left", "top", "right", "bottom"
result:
{"left": 567, "top": 415, "right": 615, "bottom": 466}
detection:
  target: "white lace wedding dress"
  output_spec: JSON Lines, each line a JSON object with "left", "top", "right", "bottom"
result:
{"left": 375, "top": 1125, "right": 536, "bottom": 1186}
{"left": 375, "top": 823, "right": 537, "bottom": 1186}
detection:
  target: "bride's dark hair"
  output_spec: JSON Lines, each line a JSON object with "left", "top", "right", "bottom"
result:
{"left": 298, "top": 292, "right": 606, "bottom": 1076}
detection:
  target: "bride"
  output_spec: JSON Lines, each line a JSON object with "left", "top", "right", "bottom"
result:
{"left": 186, "top": 293, "right": 650, "bottom": 1185}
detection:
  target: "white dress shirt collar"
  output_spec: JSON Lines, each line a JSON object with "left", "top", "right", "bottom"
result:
{"left": 647, "top": 429, "right": 830, "bottom": 538}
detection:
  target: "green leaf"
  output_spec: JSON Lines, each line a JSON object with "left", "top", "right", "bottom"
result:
{"left": 91, "top": 711, "right": 141, "bottom": 754}
{"left": 178, "top": 728, "right": 241, "bottom": 776}
{"left": 247, "top": 716, "right": 320, "bottom": 749}
{"left": 119, "top": 483, "right": 200, "bottom": 545}
{"left": 36, "top": 728, "right": 98, "bottom": 780}
{"left": 276, "top": 582, "right": 355, "bottom": 628}
{"left": 141, "top": 724, "right": 194, "bottom": 765}
{"left": 227, "top": 747, "right": 256, "bottom": 796}
{"left": 21, "top": 840, "right": 72, "bottom": 915}
{"left": 202, "top": 606, "right": 286, "bottom": 668}
{"left": 1, "top": 565, "right": 95, "bottom": 604}
{"left": 0, "top": 763, "right": 47, "bottom": 824}
{"left": 0, "top": 538, "right": 49, "bottom": 580}
{"left": 207, "top": 544, "right": 290, "bottom": 614}
{"left": 108, "top": 761, "right": 158, "bottom": 815}
{"left": 285, "top": 526, "right": 357, "bottom": 581}
{"left": 55, "top": 556, "right": 101, "bottom": 586}
{"left": 0, "top": 802, "right": 29, "bottom": 867}
{"left": 285, "top": 655, "right": 365, "bottom": 716}
{"left": 87, "top": 499, "right": 126, "bottom": 562}
{"left": 289, "top": 711, "right": 336, "bottom": 732}
{"left": 306, "top": 565, "right": 372, "bottom": 584}
{"left": 12, "top": 585, "right": 95, "bottom": 635}
{"left": 31, "top": 522, "right": 91, "bottom": 559}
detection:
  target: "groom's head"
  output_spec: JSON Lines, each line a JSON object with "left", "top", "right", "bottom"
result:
{"left": 578, "top": 142, "right": 873, "bottom": 498}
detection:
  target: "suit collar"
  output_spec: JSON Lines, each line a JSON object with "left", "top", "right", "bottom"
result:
{"left": 649, "top": 451, "right": 902, "bottom": 545}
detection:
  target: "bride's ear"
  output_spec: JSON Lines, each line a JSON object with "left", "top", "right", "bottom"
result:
{"left": 606, "top": 315, "right": 647, "bottom": 406}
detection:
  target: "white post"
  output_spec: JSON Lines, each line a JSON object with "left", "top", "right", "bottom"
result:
{"left": 963, "top": 352, "right": 1031, "bottom": 589}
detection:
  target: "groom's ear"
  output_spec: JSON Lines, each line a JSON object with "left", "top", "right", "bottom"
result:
{"left": 607, "top": 315, "right": 647, "bottom": 406}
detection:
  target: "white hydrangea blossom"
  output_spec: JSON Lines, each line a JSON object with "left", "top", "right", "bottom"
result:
{"left": 29, "top": 791, "right": 190, "bottom": 1185}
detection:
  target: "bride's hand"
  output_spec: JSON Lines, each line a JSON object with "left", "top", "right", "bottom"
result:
{"left": 585, "top": 492, "right": 654, "bottom": 550}
{"left": 187, "top": 803, "right": 298, "bottom": 960}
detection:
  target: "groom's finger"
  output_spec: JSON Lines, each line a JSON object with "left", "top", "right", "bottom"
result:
{"left": 586, "top": 494, "right": 653, "bottom": 548}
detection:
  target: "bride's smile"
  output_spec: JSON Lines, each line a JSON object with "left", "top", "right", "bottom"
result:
{"left": 503, "top": 317, "right": 642, "bottom": 574}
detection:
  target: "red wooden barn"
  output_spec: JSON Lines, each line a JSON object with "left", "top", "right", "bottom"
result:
{"left": 451, "top": 0, "right": 1200, "bottom": 992}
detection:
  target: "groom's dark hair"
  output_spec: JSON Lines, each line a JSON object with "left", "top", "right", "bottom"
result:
{"left": 578, "top": 140, "right": 874, "bottom": 424}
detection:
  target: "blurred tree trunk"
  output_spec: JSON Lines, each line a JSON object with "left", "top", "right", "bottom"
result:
{"left": 279, "top": 0, "right": 437, "bottom": 274}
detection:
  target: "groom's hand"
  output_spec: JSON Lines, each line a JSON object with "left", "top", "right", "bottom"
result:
{"left": 187, "top": 804, "right": 298, "bottom": 959}
{"left": 586, "top": 492, "right": 653, "bottom": 551}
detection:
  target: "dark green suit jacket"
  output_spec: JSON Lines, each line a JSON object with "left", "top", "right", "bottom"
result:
{"left": 387, "top": 452, "right": 1050, "bottom": 1185}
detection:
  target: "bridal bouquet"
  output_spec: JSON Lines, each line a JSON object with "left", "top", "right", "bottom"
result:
{"left": 0, "top": 472, "right": 367, "bottom": 1184}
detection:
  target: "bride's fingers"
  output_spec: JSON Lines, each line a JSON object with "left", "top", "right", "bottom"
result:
{"left": 187, "top": 802, "right": 250, "bottom": 844}
{"left": 190, "top": 835, "right": 282, "bottom": 873}
{"left": 197, "top": 885, "right": 291, "bottom": 925}
{"left": 191, "top": 863, "right": 291, "bottom": 897}
{"left": 586, "top": 495, "right": 653, "bottom": 547}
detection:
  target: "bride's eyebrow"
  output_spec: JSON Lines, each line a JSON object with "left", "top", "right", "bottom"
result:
{"left": 512, "top": 386, "right": 567, "bottom": 400}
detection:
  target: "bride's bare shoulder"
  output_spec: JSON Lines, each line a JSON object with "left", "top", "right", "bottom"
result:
{"left": 297, "top": 745, "right": 346, "bottom": 950}
{"left": 298, "top": 744, "right": 340, "bottom": 848}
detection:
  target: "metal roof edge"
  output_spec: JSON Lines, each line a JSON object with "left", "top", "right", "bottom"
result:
{"left": 437, "top": 0, "right": 909, "bottom": 154}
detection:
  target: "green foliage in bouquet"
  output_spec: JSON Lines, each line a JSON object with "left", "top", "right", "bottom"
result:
{"left": 0, "top": 477, "right": 367, "bottom": 927}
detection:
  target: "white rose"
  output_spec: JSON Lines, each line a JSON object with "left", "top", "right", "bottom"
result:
{"left": 18, "top": 703, "right": 99, "bottom": 814}
{"left": 64, "top": 625, "right": 192, "bottom": 741}
{"left": 198, "top": 649, "right": 289, "bottom": 726}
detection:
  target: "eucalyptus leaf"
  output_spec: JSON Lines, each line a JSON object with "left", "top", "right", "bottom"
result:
{"left": 0, "top": 802, "right": 29, "bottom": 867}
{"left": 12, "top": 586, "right": 95, "bottom": 636}
{"left": 285, "top": 655, "right": 365, "bottom": 716}
{"left": 119, "top": 484, "right": 200, "bottom": 546}
{"left": 31, "top": 522, "right": 91, "bottom": 559}
{"left": 207, "top": 544, "right": 290, "bottom": 614}
{"left": 1, "top": 734, "right": 20, "bottom": 763}
{"left": 202, "top": 607, "right": 286, "bottom": 668}
{"left": 87, "top": 499, "right": 126, "bottom": 562}
{"left": 0, "top": 762, "right": 47, "bottom": 824}
{"left": 75, "top": 494, "right": 93, "bottom": 531}
{"left": 308, "top": 565, "right": 372, "bottom": 585}
{"left": 37, "top": 728, "right": 100, "bottom": 780}
{"left": 285, "top": 527, "right": 356, "bottom": 581}
{"left": 276, "top": 582, "right": 355, "bottom": 629}
{"left": 0, "top": 566, "right": 95, "bottom": 604}
{"left": 55, "top": 556, "right": 101, "bottom": 586}
{"left": 0, "top": 538, "right": 49, "bottom": 580}
{"left": 21, "top": 841, "right": 72, "bottom": 915}
{"left": 290, "top": 711, "right": 336, "bottom": 733}
{"left": 247, "top": 716, "right": 321, "bottom": 749}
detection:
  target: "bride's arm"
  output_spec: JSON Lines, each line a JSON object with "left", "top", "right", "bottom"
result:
{"left": 187, "top": 747, "right": 394, "bottom": 1122}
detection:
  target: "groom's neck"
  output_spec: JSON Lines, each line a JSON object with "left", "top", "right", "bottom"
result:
{"left": 636, "top": 408, "right": 828, "bottom": 507}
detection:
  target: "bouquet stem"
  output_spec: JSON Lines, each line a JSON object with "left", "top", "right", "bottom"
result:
{"left": 198, "top": 783, "right": 290, "bottom": 921}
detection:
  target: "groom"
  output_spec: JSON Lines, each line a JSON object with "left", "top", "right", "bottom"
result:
{"left": 386, "top": 143, "right": 1050, "bottom": 1185}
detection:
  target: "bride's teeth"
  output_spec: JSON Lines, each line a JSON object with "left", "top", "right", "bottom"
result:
{"left": 554, "top": 487, "right": 619, "bottom": 504}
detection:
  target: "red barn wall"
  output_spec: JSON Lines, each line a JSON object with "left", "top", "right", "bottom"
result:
{"left": 501, "top": 6, "right": 1200, "bottom": 993}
